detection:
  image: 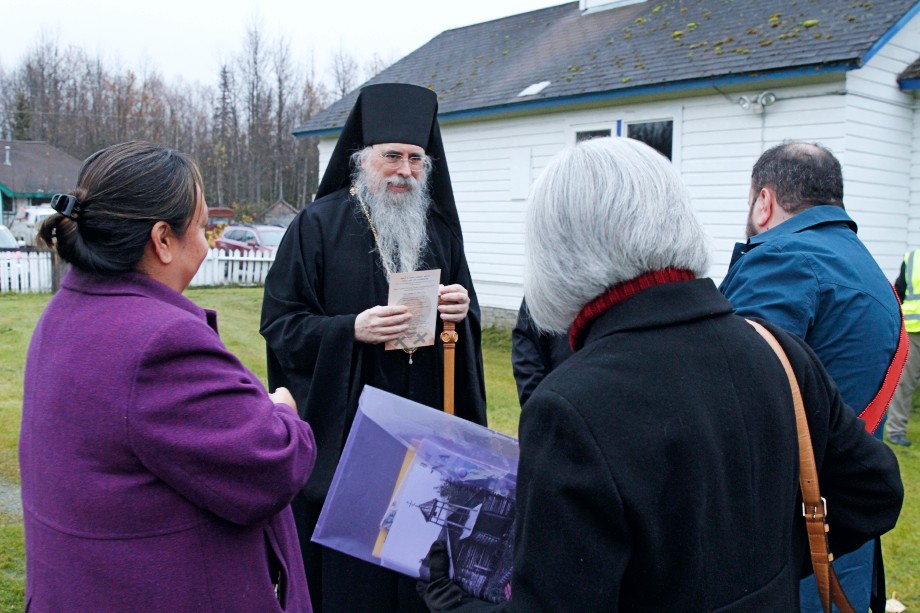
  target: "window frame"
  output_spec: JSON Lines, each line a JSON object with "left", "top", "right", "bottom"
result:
{"left": 624, "top": 118, "right": 675, "bottom": 162}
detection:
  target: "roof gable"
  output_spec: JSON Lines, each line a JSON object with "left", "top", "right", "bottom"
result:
{"left": 264, "top": 199, "right": 298, "bottom": 215}
{"left": 0, "top": 140, "right": 82, "bottom": 198}
{"left": 899, "top": 56, "right": 920, "bottom": 89}
{"left": 297, "top": 0, "right": 920, "bottom": 136}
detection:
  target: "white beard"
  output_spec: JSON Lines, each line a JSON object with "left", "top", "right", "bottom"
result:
{"left": 354, "top": 165, "right": 432, "bottom": 274}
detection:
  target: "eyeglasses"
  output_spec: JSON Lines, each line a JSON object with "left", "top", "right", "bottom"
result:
{"left": 378, "top": 151, "right": 427, "bottom": 169}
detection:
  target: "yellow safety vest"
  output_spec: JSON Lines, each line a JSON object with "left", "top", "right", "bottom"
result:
{"left": 902, "top": 249, "right": 920, "bottom": 333}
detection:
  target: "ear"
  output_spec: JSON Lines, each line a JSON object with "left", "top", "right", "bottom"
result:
{"left": 149, "top": 221, "right": 174, "bottom": 265}
{"left": 752, "top": 187, "right": 775, "bottom": 229}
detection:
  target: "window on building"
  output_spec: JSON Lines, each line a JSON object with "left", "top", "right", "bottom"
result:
{"left": 626, "top": 120, "right": 673, "bottom": 160}
{"left": 575, "top": 129, "right": 612, "bottom": 143}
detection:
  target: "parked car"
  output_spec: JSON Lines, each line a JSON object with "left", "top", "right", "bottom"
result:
{"left": 214, "top": 224, "right": 284, "bottom": 255}
{"left": 0, "top": 224, "right": 18, "bottom": 249}
{"left": 9, "top": 205, "right": 56, "bottom": 247}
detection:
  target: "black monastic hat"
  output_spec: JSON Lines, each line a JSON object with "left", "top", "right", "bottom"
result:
{"left": 315, "top": 83, "right": 462, "bottom": 239}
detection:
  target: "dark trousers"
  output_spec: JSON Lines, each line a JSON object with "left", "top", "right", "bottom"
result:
{"left": 293, "top": 492, "right": 429, "bottom": 613}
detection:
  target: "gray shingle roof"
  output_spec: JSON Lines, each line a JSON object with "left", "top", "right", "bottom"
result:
{"left": 296, "top": 0, "right": 919, "bottom": 136}
{"left": 898, "top": 56, "right": 920, "bottom": 86}
{"left": 0, "top": 140, "right": 82, "bottom": 197}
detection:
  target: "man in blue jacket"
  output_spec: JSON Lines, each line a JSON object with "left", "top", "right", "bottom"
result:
{"left": 720, "top": 142, "right": 902, "bottom": 613}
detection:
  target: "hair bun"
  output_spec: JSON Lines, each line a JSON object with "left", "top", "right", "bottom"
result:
{"left": 71, "top": 187, "right": 89, "bottom": 203}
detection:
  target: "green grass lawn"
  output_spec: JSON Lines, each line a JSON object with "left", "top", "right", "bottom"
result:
{"left": 0, "top": 287, "right": 917, "bottom": 609}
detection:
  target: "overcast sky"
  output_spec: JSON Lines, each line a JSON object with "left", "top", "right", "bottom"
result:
{"left": 4, "top": 0, "right": 565, "bottom": 87}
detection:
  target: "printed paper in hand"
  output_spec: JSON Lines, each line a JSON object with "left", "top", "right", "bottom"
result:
{"left": 385, "top": 269, "right": 440, "bottom": 351}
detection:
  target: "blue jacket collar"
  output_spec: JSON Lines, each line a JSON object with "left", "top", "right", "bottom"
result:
{"left": 749, "top": 205, "right": 856, "bottom": 247}
{"left": 728, "top": 206, "right": 856, "bottom": 268}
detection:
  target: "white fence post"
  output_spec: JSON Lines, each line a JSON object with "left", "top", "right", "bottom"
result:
{"left": 0, "top": 251, "right": 53, "bottom": 293}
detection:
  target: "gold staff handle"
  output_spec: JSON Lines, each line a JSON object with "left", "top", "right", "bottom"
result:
{"left": 440, "top": 321, "right": 458, "bottom": 415}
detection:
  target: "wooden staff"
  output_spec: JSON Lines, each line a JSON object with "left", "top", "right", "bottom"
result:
{"left": 440, "top": 321, "right": 458, "bottom": 415}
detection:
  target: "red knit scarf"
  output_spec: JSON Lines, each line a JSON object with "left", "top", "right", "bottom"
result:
{"left": 568, "top": 268, "right": 696, "bottom": 351}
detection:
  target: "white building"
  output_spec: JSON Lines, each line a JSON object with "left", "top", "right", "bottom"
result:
{"left": 296, "top": 0, "right": 920, "bottom": 322}
{"left": 0, "top": 141, "right": 81, "bottom": 229}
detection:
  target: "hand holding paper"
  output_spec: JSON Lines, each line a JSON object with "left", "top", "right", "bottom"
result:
{"left": 355, "top": 305, "right": 412, "bottom": 344}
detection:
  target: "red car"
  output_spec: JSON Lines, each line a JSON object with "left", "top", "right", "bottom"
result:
{"left": 214, "top": 224, "right": 285, "bottom": 255}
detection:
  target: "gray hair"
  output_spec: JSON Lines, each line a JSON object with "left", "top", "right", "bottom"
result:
{"left": 525, "top": 137, "right": 710, "bottom": 333}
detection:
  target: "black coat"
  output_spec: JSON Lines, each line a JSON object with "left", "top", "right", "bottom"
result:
{"left": 455, "top": 279, "right": 902, "bottom": 612}
{"left": 511, "top": 299, "right": 573, "bottom": 406}
{"left": 260, "top": 187, "right": 488, "bottom": 503}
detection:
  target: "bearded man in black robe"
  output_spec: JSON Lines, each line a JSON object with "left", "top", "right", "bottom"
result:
{"left": 260, "top": 83, "right": 487, "bottom": 613}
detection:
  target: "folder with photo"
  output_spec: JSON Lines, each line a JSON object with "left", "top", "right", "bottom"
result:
{"left": 313, "top": 386, "right": 518, "bottom": 603}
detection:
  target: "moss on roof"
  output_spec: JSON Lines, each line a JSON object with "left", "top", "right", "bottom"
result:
{"left": 297, "top": 0, "right": 918, "bottom": 135}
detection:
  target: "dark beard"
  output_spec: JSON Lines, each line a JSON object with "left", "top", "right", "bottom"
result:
{"left": 745, "top": 213, "right": 757, "bottom": 239}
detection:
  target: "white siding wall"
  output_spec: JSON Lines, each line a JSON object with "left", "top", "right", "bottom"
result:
{"left": 444, "top": 101, "right": 691, "bottom": 310}
{"left": 444, "top": 115, "right": 564, "bottom": 310}
{"left": 446, "top": 88, "right": 855, "bottom": 308}
{"left": 844, "top": 11, "right": 920, "bottom": 278}
{"left": 316, "top": 88, "right": 852, "bottom": 311}
{"left": 681, "top": 84, "right": 848, "bottom": 283}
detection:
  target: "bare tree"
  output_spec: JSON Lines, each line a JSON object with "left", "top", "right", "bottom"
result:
{"left": 0, "top": 25, "right": 341, "bottom": 219}
{"left": 239, "top": 20, "right": 271, "bottom": 205}
{"left": 329, "top": 46, "right": 360, "bottom": 99}
{"left": 363, "top": 52, "right": 393, "bottom": 82}
{"left": 272, "top": 36, "right": 295, "bottom": 202}
{"left": 296, "top": 56, "right": 330, "bottom": 207}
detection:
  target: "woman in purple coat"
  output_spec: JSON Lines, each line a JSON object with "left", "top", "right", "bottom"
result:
{"left": 20, "top": 142, "right": 317, "bottom": 612}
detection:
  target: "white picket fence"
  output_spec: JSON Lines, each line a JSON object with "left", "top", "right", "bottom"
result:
{"left": 190, "top": 249, "right": 276, "bottom": 287}
{"left": 0, "top": 248, "right": 276, "bottom": 293}
{"left": 0, "top": 250, "right": 53, "bottom": 293}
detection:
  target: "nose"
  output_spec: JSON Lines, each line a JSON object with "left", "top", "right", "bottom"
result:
{"left": 395, "top": 158, "right": 413, "bottom": 177}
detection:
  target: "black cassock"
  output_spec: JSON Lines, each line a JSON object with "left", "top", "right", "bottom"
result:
{"left": 511, "top": 299, "right": 574, "bottom": 407}
{"left": 260, "top": 186, "right": 488, "bottom": 612}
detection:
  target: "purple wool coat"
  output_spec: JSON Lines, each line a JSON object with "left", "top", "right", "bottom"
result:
{"left": 20, "top": 269, "right": 316, "bottom": 612}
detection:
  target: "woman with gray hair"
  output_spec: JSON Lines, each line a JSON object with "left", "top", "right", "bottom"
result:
{"left": 419, "top": 137, "right": 902, "bottom": 611}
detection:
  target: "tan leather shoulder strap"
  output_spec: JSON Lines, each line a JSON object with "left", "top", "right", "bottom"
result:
{"left": 746, "top": 319, "right": 855, "bottom": 613}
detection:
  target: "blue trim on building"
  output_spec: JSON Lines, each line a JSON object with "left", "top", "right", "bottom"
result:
{"left": 616, "top": 119, "right": 622, "bottom": 137}
{"left": 439, "top": 64, "right": 853, "bottom": 123}
{"left": 899, "top": 78, "right": 920, "bottom": 91}
{"left": 293, "top": 62, "right": 854, "bottom": 139}
{"left": 862, "top": 1, "right": 920, "bottom": 65}
{"left": 293, "top": 126, "right": 343, "bottom": 138}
